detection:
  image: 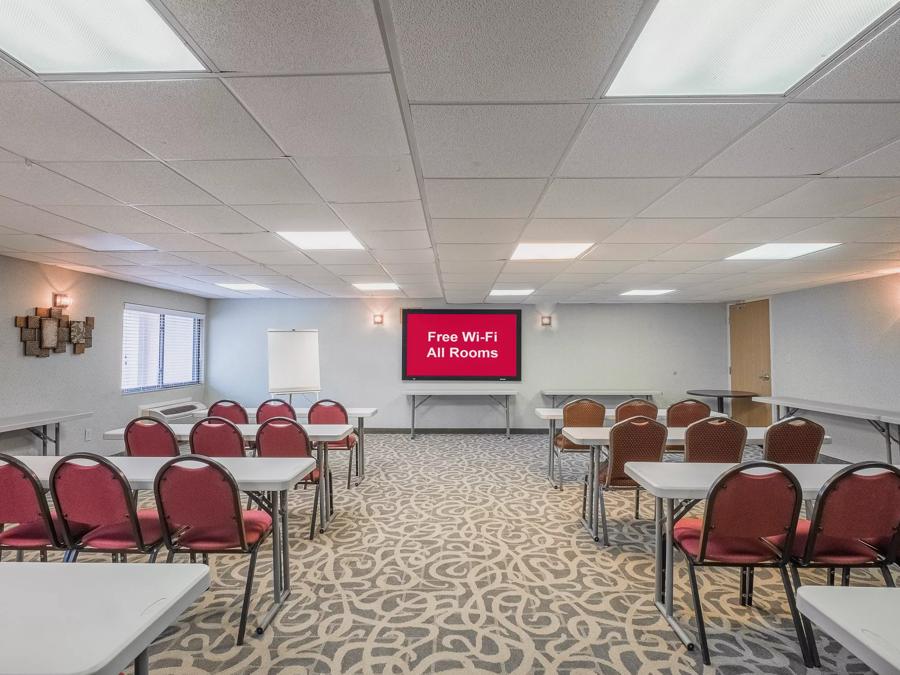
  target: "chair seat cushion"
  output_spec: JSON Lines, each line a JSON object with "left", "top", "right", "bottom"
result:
{"left": 0, "top": 513, "right": 85, "bottom": 548}
{"left": 769, "top": 519, "right": 879, "bottom": 565}
{"left": 80, "top": 509, "right": 163, "bottom": 550}
{"left": 554, "top": 433, "right": 589, "bottom": 452}
{"left": 327, "top": 432, "right": 358, "bottom": 449}
{"left": 674, "top": 518, "right": 781, "bottom": 564}
{"left": 176, "top": 510, "right": 272, "bottom": 551}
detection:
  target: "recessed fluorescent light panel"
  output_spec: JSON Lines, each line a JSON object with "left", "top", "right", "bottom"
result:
{"left": 0, "top": 0, "right": 206, "bottom": 74}
{"left": 216, "top": 283, "right": 269, "bottom": 291}
{"left": 726, "top": 243, "right": 841, "bottom": 260}
{"left": 489, "top": 289, "right": 534, "bottom": 296}
{"left": 277, "top": 231, "right": 364, "bottom": 250}
{"left": 620, "top": 289, "right": 676, "bottom": 296}
{"left": 353, "top": 282, "right": 399, "bottom": 291}
{"left": 607, "top": 0, "right": 897, "bottom": 96}
{"left": 511, "top": 242, "right": 593, "bottom": 260}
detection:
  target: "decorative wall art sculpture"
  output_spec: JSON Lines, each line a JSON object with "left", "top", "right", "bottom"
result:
{"left": 14, "top": 307, "right": 95, "bottom": 357}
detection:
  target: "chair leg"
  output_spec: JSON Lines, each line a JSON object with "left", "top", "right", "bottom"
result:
{"left": 581, "top": 474, "right": 587, "bottom": 520}
{"left": 634, "top": 489, "right": 640, "bottom": 519}
{"left": 881, "top": 565, "right": 895, "bottom": 587}
{"left": 840, "top": 567, "right": 850, "bottom": 587}
{"left": 781, "top": 565, "right": 816, "bottom": 668}
{"left": 148, "top": 548, "right": 159, "bottom": 563}
{"left": 347, "top": 448, "right": 353, "bottom": 490}
{"left": 39, "top": 550, "right": 47, "bottom": 562}
{"left": 686, "top": 562, "right": 710, "bottom": 665}
{"left": 827, "top": 568, "right": 835, "bottom": 586}
{"left": 329, "top": 470, "right": 334, "bottom": 513}
{"left": 121, "top": 553, "right": 127, "bottom": 563}
{"left": 190, "top": 553, "right": 196, "bottom": 563}
{"left": 237, "top": 548, "right": 259, "bottom": 645}
{"left": 111, "top": 552, "right": 118, "bottom": 563}
{"left": 309, "top": 482, "right": 320, "bottom": 541}
{"left": 739, "top": 567, "right": 747, "bottom": 606}
{"left": 69, "top": 550, "right": 79, "bottom": 562}
{"left": 166, "top": 549, "right": 175, "bottom": 563}
{"left": 202, "top": 553, "right": 209, "bottom": 565}
{"left": 598, "top": 489, "right": 609, "bottom": 547}
{"left": 747, "top": 566, "right": 755, "bottom": 606}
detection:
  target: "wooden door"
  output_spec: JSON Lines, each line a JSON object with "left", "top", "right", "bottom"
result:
{"left": 729, "top": 299, "right": 772, "bottom": 426}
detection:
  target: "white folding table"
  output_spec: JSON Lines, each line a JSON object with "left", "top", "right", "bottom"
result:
{"left": 541, "top": 389, "right": 662, "bottom": 407}
{"left": 406, "top": 390, "right": 517, "bottom": 439}
{"left": 0, "top": 410, "right": 92, "bottom": 455}
{"left": 797, "top": 586, "right": 900, "bottom": 675}
{"left": 17, "top": 454, "right": 316, "bottom": 636}
{"left": 296, "top": 407, "right": 377, "bottom": 483}
{"left": 623, "top": 461, "right": 872, "bottom": 652}
{"left": 0, "top": 562, "right": 209, "bottom": 675}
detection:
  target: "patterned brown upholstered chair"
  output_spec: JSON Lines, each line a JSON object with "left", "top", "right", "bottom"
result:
{"left": 684, "top": 417, "right": 748, "bottom": 464}
{"left": 614, "top": 398, "right": 658, "bottom": 423}
{"left": 763, "top": 417, "right": 825, "bottom": 464}
{"left": 552, "top": 399, "right": 605, "bottom": 489}
{"left": 666, "top": 399, "right": 712, "bottom": 427}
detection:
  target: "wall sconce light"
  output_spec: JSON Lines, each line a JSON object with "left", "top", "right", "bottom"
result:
{"left": 540, "top": 315, "right": 552, "bottom": 327}
{"left": 373, "top": 313, "right": 384, "bottom": 325}
{"left": 53, "top": 293, "right": 72, "bottom": 308}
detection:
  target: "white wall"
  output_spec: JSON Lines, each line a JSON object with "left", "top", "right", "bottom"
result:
{"left": 206, "top": 299, "right": 729, "bottom": 430}
{"left": 770, "top": 273, "right": 900, "bottom": 462}
{"left": 0, "top": 255, "right": 207, "bottom": 455}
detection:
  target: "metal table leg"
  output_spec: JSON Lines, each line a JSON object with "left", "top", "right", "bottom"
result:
{"left": 280, "top": 489, "right": 290, "bottom": 592}
{"left": 316, "top": 441, "right": 328, "bottom": 534}
{"left": 356, "top": 417, "right": 365, "bottom": 484}
{"left": 257, "top": 489, "right": 290, "bottom": 634}
{"left": 410, "top": 394, "right": 416, "bottom": 439}
{"left": 547, "top": 419, "right": 557, "bottom": 488}
{"left": 652, "top": 497, "right": 695, "bottom": 649}
{"left": 42, "top": 424, "right": 48, "bottom": 456}
{"left": 55, "top": 423, "right": 60, "bottom": 455}
{"left": 581, "top": 444, "right": 598, "bottom": 540}
{"left": 134, "top": 649, "right": 149, "bottom": 675}
{"left": 505, "top": 395, "right": 510, "bottom": 439}
{"left": 654, "top": 496, "right": 664, "bottom": 604}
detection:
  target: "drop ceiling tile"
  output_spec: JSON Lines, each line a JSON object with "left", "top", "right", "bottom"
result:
{"left": 582, "top": 243, "right": 674, "bottom": 260}
{"left": 331, "top": 201, "right": 426, "bottom": 232}
{"left": 295, "top": 156, "right": 419, "bottom": 202}
{"left": 536, "top": 179, "right": 678, "bottom": 218}
{"left": 393, "top": 274, "right": 439, "bottom": 283}
{"left": 126, "top": 233, "right": 224, "bottom": 252}
{"left": 162, "top": 0, "right": 386, "bottom": 72}
{"left": 201, "top": 232, "right": 294, "bottom": 252}
{"left": 624, "top": 261, "right": 706, "bottom": 274}
{"left": 357, "top": 230, "right": 431, "bottom": 249}
{"left": 49, "top": 79, "right": 281, "bottom": 160}
{"left": 372, "top": 249, "right": 436, "bottom": 264}
{"left": 747, "top": 178, "right": 900, "bottom": 217}
{"left": 402, "top": 286, "right": 444, "bottom": 298}
{"left": 425, "top": 179, "right": 546, "bottom": 218}
{"left": 281, "top": 267, "right": 343, "bottom": 283}
{"left": 691, "top": 218, "right": 828, "bottom": 243}
{"left": 209, "top": 263, "right": 274, "bottom": 276}
{"left": 304, "top": 250, "right": 376, "bottom": 265}
{"left": 383, "top": 263, "right": 439, "bottom": 275}
{"left": 0, "top": 56, "right": 26, "bottom": 80}
{"left": 640, "top": 178, "right": 810, "bottom": 218}
{"left": 48, "top": 251, "right": 133, "bottom": 266}
{"left": 43, "top": 205, "right": 179, "bottom": 234}
{"left": 0, "top": 163, "right": 116, "bottom": 205}
{"left": 562, "top": 260, "right": 637, "bottom": 274}
{"left": 137, "top": 205, "right": 261, "bottom": 234}
{"left": 501, "top": 261, "right": 571, "bottom": 275}
{"left": 832, "top": 138, "right": 900, "bottom": 177}
{"left": 113, "top": 251, "right": 194, "bottom": 266}
{"left": 412, "top": 104, "right": 586, "bottom": 177}
{"left": 782, "top": 218, "right": 900, "bottom": 243}
{"left": 169, "top": 159, "right": 320, "bottom": 204}
{"left": 654, "top": 243, "right": 750, "bottom": 261}
{"left": 45, "top": 232, "right": 155, "bottom": 251}
{"left": 604, "top": 218, "right": 725, "bottom": 243}
{"left": 170, "top": 251, "right": 253, "bottom": 265}
{"left": 850, "top": 194, "right": 900, "bottom": 217}
{"left": 689, "top": 260, "right": 779, "bottom": 274}
{"left": 436, "top": 243, "right": 514, "bottom": 261}
{"left": 239, "top": 249, "right": 314, "bottom": 265}
{"left": 0, "top": 83, "right": 147, "bottom": 161}
{"left": 439, "top": 260, "right": 504, "bottom": 275}
{"left": 234, "top": 204, "right": 345, "bottom": 230}
{"left": 432, "top": 219, "right": 526, "bottom": 244}
{"left": 323, "top": 264, "right": 385, "bottom": 276}
{"left": 392, "top": 0, "right": 642, "bottom": 100}
{"left": 442, "top": 273, "right": 498, "bottom": 283}
{"left": 521, "top": 218, "right": 625, "bottom": 241}
{"left": 0, "top": 234, "right": 86, "bottom": 253}
{"left": 0, "top": 204, "right": 96, "bottom": 235}
{"left": 0, "top": 146, "right": 21, "bottom": 161}
{"left": 230, "top": 74, "right": 407, "bottom": 157}
{"left": 697, "top": 104, "right": 900, "bottom": 177}
{"left": 561, "top": 103, "right": 774, "bottom": 177}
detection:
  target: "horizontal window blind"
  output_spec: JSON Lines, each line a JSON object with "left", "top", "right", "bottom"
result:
{"left": 121, "top": 304, "right": 204, "bottom": 394}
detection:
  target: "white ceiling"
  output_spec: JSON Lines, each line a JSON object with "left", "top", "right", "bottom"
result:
{"left": 0, "top": 0, "right": 899, "bottom": 303}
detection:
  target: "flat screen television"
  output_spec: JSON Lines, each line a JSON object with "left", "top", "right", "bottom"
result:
{"left": 402, "top": 309, "right": 522, "bottom": 381}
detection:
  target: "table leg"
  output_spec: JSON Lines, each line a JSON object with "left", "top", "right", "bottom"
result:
{"left": 547, "top": 419, "right": 556, "bottom": 488}
{"left": 654, "top": 496, "right": 664, "bottom": 604}
{"left": 317, "top": 442, "right": 328, "bottom": 533}
{"left": 885, "top": 423, "right": 893, "bottom": 464}
{"left": 356, "top": 417, "right": 365, "bottom": 484}
{"left": 54, "top": 422, "right": 60, "bottom": 455}
{"left": 652, "top": 497, "right": 695, "bottom": 649}
{"left": 280, "top": 489, "right": 290, "bottom": 592}
{"left": 257, "top": 489, "right": 290, "bottom": 634}
{"left": 410, "top": 395, "right": 416, "bottom": 439}
{"left": 717, "top": 397, "right": 725, "bottom": 414}
{"left": 505, "top": 395, "right": 510, "bottom": 439}
{"left": 134, "top": 649, "right": 149, "bottom": 675}
{"left": 593, "top": 445, "right": 603, "bottom": 544}
{"left": 582, "top": 443, "right": 596, "bottom": 539}
{"left": 42, "top": 424, "right": 47, "bottom": 456}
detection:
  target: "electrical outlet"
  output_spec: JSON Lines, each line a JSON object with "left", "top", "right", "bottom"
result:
{"left": 84, "top": 428, "right": 92, "bottom": 442}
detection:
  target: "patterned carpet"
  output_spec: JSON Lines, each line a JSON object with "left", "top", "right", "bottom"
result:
{"left": 49, "top": 434, "right": 887, "bottom": 673}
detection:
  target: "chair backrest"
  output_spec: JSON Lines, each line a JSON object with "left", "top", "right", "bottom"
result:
{"left": 666, "top": 399, "right": 712, "bottom": 428}
{"left": 0, "top": 454, "right": 60, "bottom": 547}
{"left": 697, "top": 461, "right": 801, "bottom": 563}
{"left": 124, "top": 417, "right": 179, "bottom": 457}
{"left": 803, "top": 461, "right": 900, "bottom": 564}
{"left": 615, "top": 398, "right": 658, "bottom": 423}
{"left": 763, "top": 416, "right": 825, "bottom": 464}
{"left": 605, "top": 416, "right": 667, "bottom": 486}
{"left": 684, "top": 417, "right": 748, "bottom": 463}
{"left": 50, "top": 453, "right": 143, "bottom": 549}
{"left": 154, "top": 456, "right": 249, "bottom": 552}
{"left": 256, "top": 398, "right": 296, "bottom": 424}
{"left": 189, "top": 417, "right": 245, "bottom": 458}
{"left": 562, "top": 399, "right": 606, "bottom": 427}
{"left": 207, "top": 399, "right": 248, "bottom": 425}
{"left": 308, "top": 399, "right": 349, "bottom": 425}
{"left": 256, "top": 418, "right": 312, "bottom": 459}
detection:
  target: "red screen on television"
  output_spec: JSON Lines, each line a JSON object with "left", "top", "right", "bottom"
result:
{"left": 402, "top": 309, "right": 522, "bottom": 381}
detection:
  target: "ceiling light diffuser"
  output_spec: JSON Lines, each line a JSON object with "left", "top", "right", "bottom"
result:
{"left": 0, "top": 0, "right": 206, "bottom": 74}
{"left": 620, "top": 289, "right": 676, "bottom": 296}
{"left": 216, "top": 283, "right": 269, "bottom": 291}
{"left": 726, "top": 243, "right": 841, "bottom": 260}
{"left": 278, "top": 231, "right": 364, "bottom": 250}
{"left": 511, "top": 242, "right": 594, "bottom": 260}
{"left": 353, "top": 282, "right": 399, "bottom": 291}
{"left": 607, "top": 0, "right": 897, "bottom": 96}
{"left": 489, "top": 289, "right": 534, "bottom": 296}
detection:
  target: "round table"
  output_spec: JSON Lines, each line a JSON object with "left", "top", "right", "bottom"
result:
{"left": 686, "top": 389, "right": 758, "bottom": 414}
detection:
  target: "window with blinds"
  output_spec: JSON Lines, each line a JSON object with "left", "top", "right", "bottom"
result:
{"left": 121, "top": 304, "right": 204, "bottom": 393}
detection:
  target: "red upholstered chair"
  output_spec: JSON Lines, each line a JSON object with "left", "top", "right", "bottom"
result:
{"left": 684, "top": 417, "right": 748, "bottom": 464}
{"left": 614, "top": 398, "right": 658, "bottom": 423}
{"left": 256, "top": 399, "right": 296, "bottom": 424}
{"left": 672, "top": 462, "right": 810, "bottom": 666}
{"left": 124, "top": 417, "right": 179, "bottom": 457}
{"left": 553, "top": 399, "right": 605, "bottom": 489}
{"left": 154, "top": 456, "right": 272, "bottom": 645}
{"left": 256, "top": 418, "right": 328, "bottom": 540}
{"left": 666, "top": 399, "right": 712, "bottom": 427}
{"left": 190, "top": 417, "right": 246, "bottom": 458}
{"left": 208, "top": 400, "right": 249, "bottom": 425}
{"left": 763, "top": 417, "right": 825, "bottom": 464}
{"left": 587, "top": 416, "right": 666, "bottom": 545}
{"left": 50, "top": 453, "right": 163, "bottom": 563}
{"left": 308, "top": 400, "right": 359, "bottom": 490}
{"left": 0, "top": 454, "right": 70, "bottom": 561}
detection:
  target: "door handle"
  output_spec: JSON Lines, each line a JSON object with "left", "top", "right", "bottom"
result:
{"left": 759, "top": 374, "right": 771, "bottom": 381}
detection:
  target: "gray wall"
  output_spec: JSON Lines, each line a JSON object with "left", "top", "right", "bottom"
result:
{"left": 206, "top": 299, "right": 730, "bottom": 430}
{"left": 770, "top": 273, "right": 900, "bottom": 462}
{"left": 0, "top": 255, "right": 207, "bottom": 455}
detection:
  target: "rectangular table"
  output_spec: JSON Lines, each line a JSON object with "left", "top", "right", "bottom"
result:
{"left": 17, "top": 454, "right": 316, "bottom": 636}
{"left": 296, "top": 407, "right": 377, "bottom": 484}
{"left": 406, "top": 390, "right": 517, "bottom": 439}
{"left": 797, "top": 586, "right": 900, "bottom": 675}
{"left": 0, "top": 410, "right": 92, "bottom": 455}
{"left": 623, "top": 461, "right": 873, "bottom": 652}
{"left": 541, "top": 389, "right": 662, "bottom": 406}
{"left": 0, "top": 562, "right": 209, "bottom": 675}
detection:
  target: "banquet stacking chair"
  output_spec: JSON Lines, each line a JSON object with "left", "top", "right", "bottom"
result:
{"left": 155, "top": 456, "right": 272, "bottom": 645}
{"left": 672, "top": 462, "right": 811, "bottom": 667}
{"left": 50, "top": 453, "right": 163, "bottom": 563}
{"left": 587, "top": 416, "right": 666, "bottom": 544}
{"left": 666, "top": 399, "right": 713, "bottom": 451}
{"left": 256, "top": 399, "right": 296, "bottom": 424}
{"left": 208, "top": 400, "right": 249, "bottom": 425}
{"left": 190, "top": 417, "right": 246, "bottom": 458}
{"left": 256, "top": 417, "right": 330, "bottom": 540}
{"left": 614, "top": 398, "right": 658, "bottom": 423}
{"left": 684, "top": 417, "right": 748, "bottom": 464}
{"left": 0, "top": 454, "right": 69, "bottom": 562}
{"left": 553, "top": 399, "right": 605, "bottom": 489}
{"left": 124, "top": 416, "right": 179, "bottom": 457}
{"left": 763, "top": 417, "right": 825, "bottom": 464}
{"left": 308, "top": 400, "right": 359, "bottom": 489}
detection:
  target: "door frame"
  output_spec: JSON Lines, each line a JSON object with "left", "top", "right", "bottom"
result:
{"left": 725, "top": 297, "right": 775, "bottom": 419}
